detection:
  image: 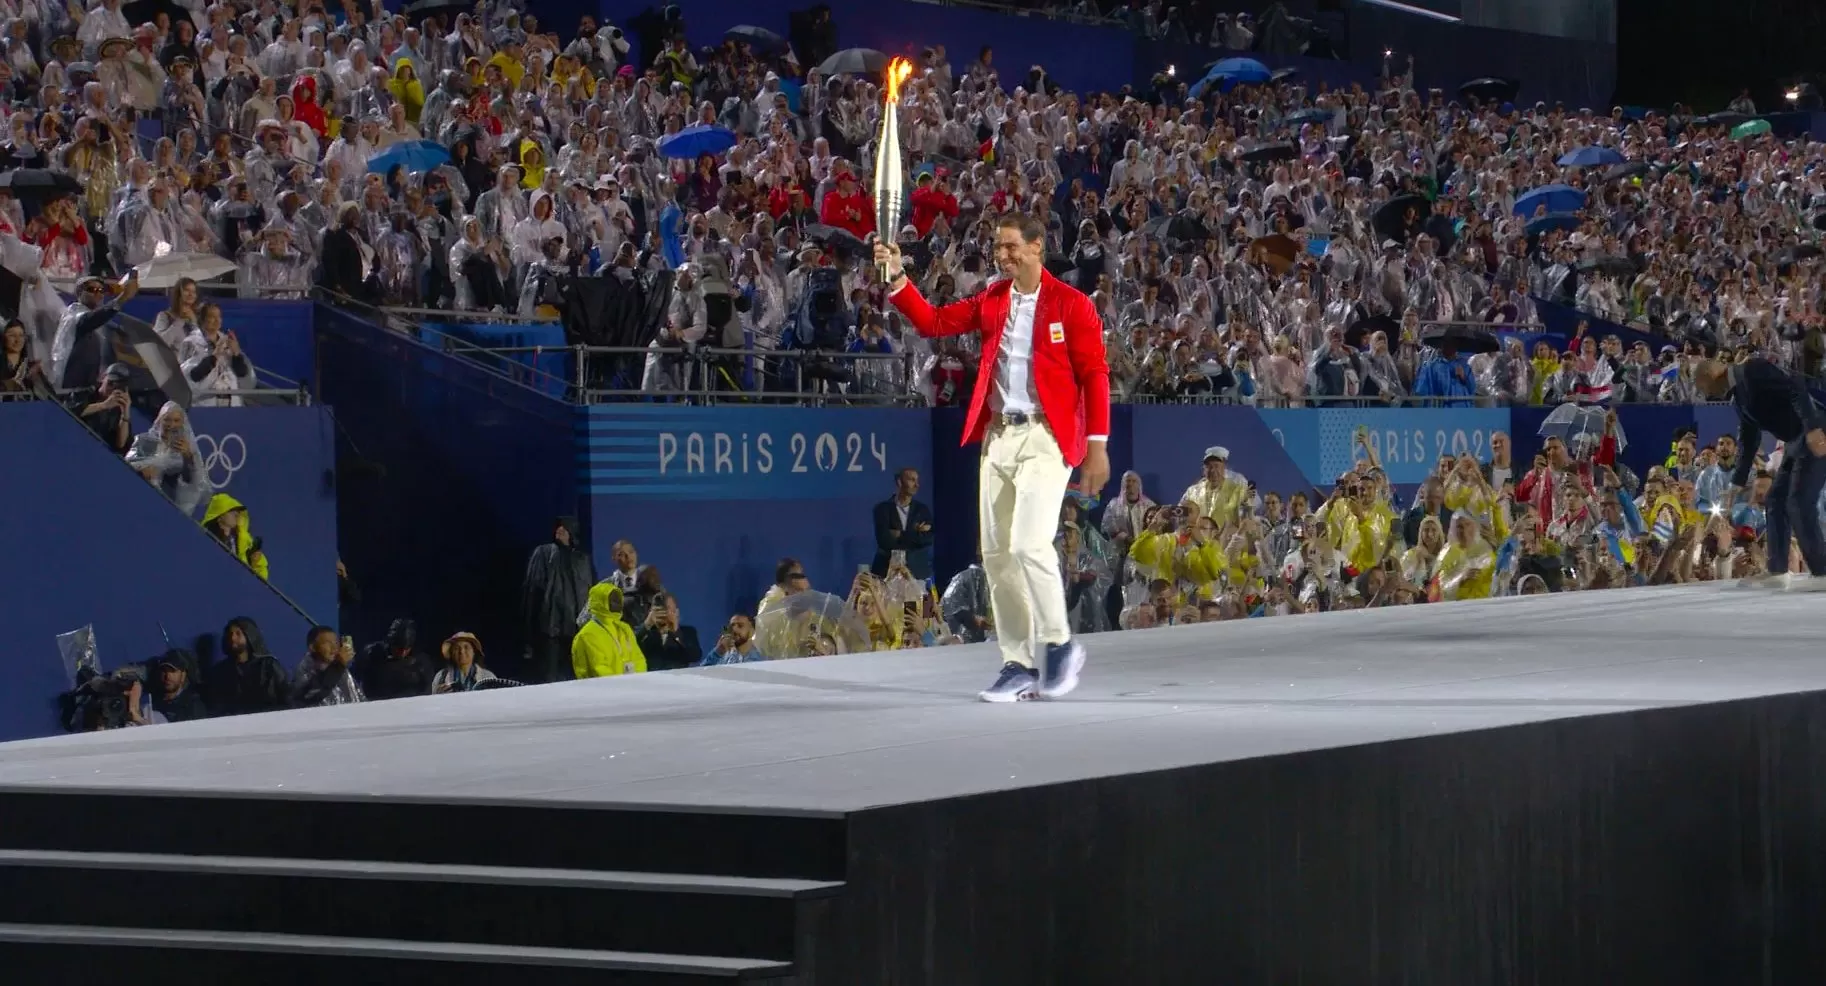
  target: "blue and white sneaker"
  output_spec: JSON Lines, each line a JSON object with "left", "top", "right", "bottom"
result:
{"left": 1038, "top": 638, "right": 1086, "bottom": 699}
{"left": 979, "top": 662, "right": 1038, "bottom": 703}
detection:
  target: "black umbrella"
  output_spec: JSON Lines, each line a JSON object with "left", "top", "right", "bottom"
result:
{"left": 1578, "top": 255, "right": 1638, "bottom": 278}
{"left": 1812, "top": 212, "right": 1826, "bottom": 233}
{"left": 1371, "top": 193, "right": 1431, "bottom": 244}
{"left": 803, "top": 223, "right": 866, "bottom": 255}
{"left": 1603, "top": 160, "right": 1651, "bottom": 183}
{"left": 1422, "top": 323, "right": 1500, "bottom": 355}
{"left": 1143, "top": 214, "right": 1210, "bottom": 242}
{"left": 402, "top": 0, "right": 473, "bottom": 22}
{"left": 1775, "top": 244, "right": 1823, "bottom": 266}
{"left": 0, "top": 168, "right": 81, "bottom": 201}
{"left": 1238, "top": 142, "right": 1297, "bottom": 164}
{"left": 1458, "top": 77, "right": 1519, "bottom": 105}
{"left": 725, "top": 25, "right": 787, "bottom": 53}
{"left": 1344, "top": 313, "right": 1397, "bottom": 349}
{"left": 817, "top": 48, "right": 888, "bottom": 77}
{"left": 122, "top": 0, "right": 193, "bottom": 27}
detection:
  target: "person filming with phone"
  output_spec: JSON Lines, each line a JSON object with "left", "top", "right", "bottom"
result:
{"left": 636, "top": 592, "right": 701, "bottom": 671}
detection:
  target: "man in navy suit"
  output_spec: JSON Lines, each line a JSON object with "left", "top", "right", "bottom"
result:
{"left": 872, "top": 467, "right": 934, "bottom": 581}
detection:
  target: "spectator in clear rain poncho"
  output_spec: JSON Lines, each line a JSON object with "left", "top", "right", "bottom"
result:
{"left": 49, "top": 272, "right": 139, "bottom": 391}
{"left": 113, "top": 180, "right": 183, "bottom": 270}
{"left": 940, "top": 555, "right": 992, "bottom": 643}
{"left": 1057, "top": 522, "right": 1113, "bottom": 635}
{"left": 374, "top": 210, "right": 426, "bottom": 306}
{"left": 178, "top": 302, "right": 257, "bottom": 407}
{"left": 240, "top": 225, "right": 313, "bottom": 299}
{"left": 450, "top": 215, "right": 510, "bottom": 311}
{"left": 124, "top": 400, "right": 210, "bottom": 516}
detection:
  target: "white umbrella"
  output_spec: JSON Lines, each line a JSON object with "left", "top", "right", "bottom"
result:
{"left": 132, "top": 246, "right": 238, "bottom": 289}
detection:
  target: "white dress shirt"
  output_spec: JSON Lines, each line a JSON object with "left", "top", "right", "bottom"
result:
{"left": 993, "top": 285, "right": 1039, "bottom": 414}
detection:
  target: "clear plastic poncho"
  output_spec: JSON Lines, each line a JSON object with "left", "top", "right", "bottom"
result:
{"left": 124, "top": 400, "right": 211, "bottom": 516}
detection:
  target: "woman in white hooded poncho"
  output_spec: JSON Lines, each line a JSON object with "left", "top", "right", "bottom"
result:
{"left": 125, "top": 400, "right": 210, "bottom": 516}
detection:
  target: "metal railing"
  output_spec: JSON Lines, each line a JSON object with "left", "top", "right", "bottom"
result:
{"left": 421, "top": 332, "right": 926, "bottom": 407}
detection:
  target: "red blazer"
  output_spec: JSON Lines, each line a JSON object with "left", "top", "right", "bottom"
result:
{"left": 889, "top": 271, "right": 1110, "bottom": 467}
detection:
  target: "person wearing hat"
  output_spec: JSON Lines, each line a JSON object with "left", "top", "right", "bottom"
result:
{"left": 49, "top": 271, "right": 139, "bottom": 395}
{"left": 148, "top": 650, "right": 209, "bottom": 723}
{"left": 909, "top": 169, "right": 959, "bottom": 237}
{"left": 434, "top": 632, "right": 497, "bottom": 692}
{"left": 68, "top": 360, "right": 134, "bottom": 455}
{"left": 1181, "top": 446, "right": 1255, "bottom": 528}
{"left": 354, "top": 619, "right": 438, "bottom": 700}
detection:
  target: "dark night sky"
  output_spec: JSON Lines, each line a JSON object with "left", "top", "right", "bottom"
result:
{"left": 1616, "top": 0, "right": 1826, "bottom": 109}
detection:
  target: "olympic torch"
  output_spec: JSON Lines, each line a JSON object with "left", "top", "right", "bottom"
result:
{"left": 873, "top": 57, "right": 914, "bottom": 283}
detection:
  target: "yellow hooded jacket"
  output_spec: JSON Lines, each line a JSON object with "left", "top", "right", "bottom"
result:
{"left": 201, "top": 493, "right": 268, "bottom": 581}
{"left": 572, "top": 582, "right": 645, "bottom": 678}
{"left": 387, "top": 62, "right": 426, "bottom": 123}
{"left": 519, "top": 142, "right": 548, "bottom": 190}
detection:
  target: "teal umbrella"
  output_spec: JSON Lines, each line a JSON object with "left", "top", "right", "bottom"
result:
{"left": 1730, "top": 119, "right": 1771, "bottom": 140}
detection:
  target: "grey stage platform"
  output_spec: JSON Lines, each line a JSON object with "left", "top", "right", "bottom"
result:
{"left": 2, "top": 584, "right": 1826, "bottom": 985}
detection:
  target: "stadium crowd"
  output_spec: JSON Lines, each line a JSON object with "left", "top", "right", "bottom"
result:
{"left": 24, "top": 0, "right": 1823, "bottom": 727}
{"left": 0, "top": 0, "right": 1814, "bottom": 408}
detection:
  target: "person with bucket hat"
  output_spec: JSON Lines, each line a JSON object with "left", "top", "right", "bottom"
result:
{"left": 434, "top": 632, "right": 498, "bottom": 692}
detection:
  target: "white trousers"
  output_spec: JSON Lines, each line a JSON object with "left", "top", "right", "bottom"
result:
{"left": 980, "top": 418, "right": 1074, "bottom": 668}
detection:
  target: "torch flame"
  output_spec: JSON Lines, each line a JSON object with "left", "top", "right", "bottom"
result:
{"left": 884, "top": 57, "right": 914, "bottom": 103}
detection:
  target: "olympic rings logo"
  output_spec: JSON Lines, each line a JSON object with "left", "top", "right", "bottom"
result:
{"left": 194, "top": 433, "right": 247, "bottom": 488}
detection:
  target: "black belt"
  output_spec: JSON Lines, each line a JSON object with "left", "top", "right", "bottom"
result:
{"left": 997, "top": 411, "right": 1035, "bottom": 426}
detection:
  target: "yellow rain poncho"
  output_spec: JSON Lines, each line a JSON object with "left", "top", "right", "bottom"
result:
{"left": 1433, "top": 540, "right": 1495, "bottom": 600}
{"left": 387, "top": 62, "right": 426, "bottom": 123}
{"left": 519, "top": 142, "right": 548, "bottom": 190}
{"left": 201, "top": 493, "right": 268, "bottom": 581}
{"left": 572, "top": 582, "right": 645, "bottom": 678}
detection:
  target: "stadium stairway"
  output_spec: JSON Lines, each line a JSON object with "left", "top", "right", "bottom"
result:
{"left": 0, "top": 400, "right": 315, "bottom": 742}
{"left": 0, "top": 787, "right": 845, "bottom": 985}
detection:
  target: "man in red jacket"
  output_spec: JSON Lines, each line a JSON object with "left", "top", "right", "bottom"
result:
{"left": 876, "top": 214, "right": 1111, "bottom": 701}
{"left": 908, "top": 170, "right": 958, "bottom": 236}
{"left": 818, "top": 167, "right": 874, "bottom": 240}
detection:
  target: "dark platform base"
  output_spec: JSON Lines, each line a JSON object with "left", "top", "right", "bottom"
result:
{"left": 1, "top": 585, "right": 1823, "bottom": 984}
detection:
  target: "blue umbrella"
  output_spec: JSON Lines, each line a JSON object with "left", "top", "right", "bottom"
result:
{"left": 1524, "top": 212, "right": 1582, "bottom": 237}
{"left": 657, "top": 124, "right": 738, "bottom": 160}
{"left": 1513, "top": 183, "right": 1587, "bottom": 218}
{"left": 1189, "top": 57, "right": 1270, "bottom": 98}
{"left": 365, "top": 139, "right": 450, "bottom": 175}
{"left": 1557, "top": 146, "right": 1624, "bottom": 168}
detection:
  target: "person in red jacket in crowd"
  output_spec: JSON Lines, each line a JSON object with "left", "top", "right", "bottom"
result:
{"left": 909, "top": 169, "right": 958, "bottom": 236}
{"left": 819, "top": 166, "right": 874, "bottom": 240}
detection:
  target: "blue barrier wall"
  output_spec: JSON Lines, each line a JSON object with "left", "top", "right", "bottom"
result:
{"left": 121, "top": 297, "right": 317, "bottom": 388}
{"left": 580, "top": 404, "right": 933, "bottom": 628}
{"left": 121, "top": 404, "right": 339, "bottom": 625}
{"left": 0, "top": 401, "right": 312, "bottom": 742}
{"left": 315, "top": 304, "right": 580, "bottom": 656}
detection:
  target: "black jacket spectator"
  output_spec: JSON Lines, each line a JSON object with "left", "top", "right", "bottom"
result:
{"left": 318, "top": 223, "right": 371, "bottom": 302}
{"left": 637, "top": 622, "right": 702, "bottom": 671}
{"left": 66, "top": 382, "right": 132, "bottom": 455}
{"left": 356, "top": 619, "right": 438, "bottom": 700}
{"left": 203, "top": 616, "right": 289, "bottom": 716}
{"left": 149, "top": 649, "right": 209, "bottom": 723}
{"left": 871, "top": 497, "right": 935, "bottom": 580}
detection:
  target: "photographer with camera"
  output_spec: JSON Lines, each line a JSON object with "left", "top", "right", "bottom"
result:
{"left": 60, "top": 665, "right": 157, "bottom": 732}
{"left": 636, "top": 591, "right": 700, "bottom": 671}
